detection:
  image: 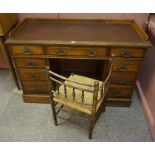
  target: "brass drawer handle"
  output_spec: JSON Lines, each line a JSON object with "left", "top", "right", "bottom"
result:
{"left": 27, "top": 62, "right": 37, "bottom": 68}
{"left": 30, "top": 75, "right": 39, "bottom": 80}
{"left": 56, "top": 50, "right": 65, "bottom": 56}
{"left": 87, "top": 51, "right": 96, "bottom": 57}
{"left": 112, "top": 92, "right": 121, "bottom": 97}
{"left": 116, "top": 79, "right": 126, "bottom": 84}
{"left": 122, "top": 50, "right": 131, "bottom": 58}
{"left": 23, "top": 47, "right": 32, "bottom": 54}
{"left": 119, "top": 65, "right": 128, "bottom": 71}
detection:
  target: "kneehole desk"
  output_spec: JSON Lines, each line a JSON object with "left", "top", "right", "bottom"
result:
{"left": 6, "top": 18, "right": 151, "bottom": 107}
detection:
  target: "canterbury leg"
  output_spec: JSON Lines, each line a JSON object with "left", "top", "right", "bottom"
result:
{"left": 51, "top": 102, "right": 58, "bottom": 126}
{"left": 102, "top": 106, "right": 106, "bottom": 113}
{"left": 101, "top": 100, "right": 106, "bottom": 113}
{"left": 88, "top": 117, "right": 95, "bottom": 139}
{"left": 88, "top": 103, "right": 105, "bottom": 139}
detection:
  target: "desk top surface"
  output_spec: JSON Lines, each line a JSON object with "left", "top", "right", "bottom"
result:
{"left": 6, "top": 18, "right": 151, "bottom": 47}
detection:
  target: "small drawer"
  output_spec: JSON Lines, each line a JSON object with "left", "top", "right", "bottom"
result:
{"left": 11, "top": 46, "right": 44, "bottom": 55}
{"left": 110, "top": 72, "right": 137, "bottom": 85}
{"left": 107, "top": 85, "right": 133, "bottom": 98}
{"left": 47, "top": 47, "right": 107, "bottom": 57}
{"left": 22, "top": 82, "right": 48, "bottom": 94}
{"left": 112, "top": 61, "right": 142, "bottom": 72}
{"left": 14, "top": 58, "right": 46, "bottom": 68}
{"left": 18, "top": 69, "right": 48, "bottom": 81}
{"left": 106, "top": 98, "right": 131, "bottom": 107}
{"left": 111, "top": 48, "right": 144, "bottom": 58}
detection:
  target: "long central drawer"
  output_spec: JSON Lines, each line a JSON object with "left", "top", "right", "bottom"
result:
{"left": 47, "top": 47, "right": 107, "bottom": 57}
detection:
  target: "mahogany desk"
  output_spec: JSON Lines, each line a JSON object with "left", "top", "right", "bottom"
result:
{"left": 6, "top": 18, "right": 151, "bottom": 107}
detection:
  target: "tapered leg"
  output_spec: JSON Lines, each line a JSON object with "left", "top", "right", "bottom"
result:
{"left": 88, "top": 128, "right": 93, "bottom": 139}
{"left": 88, "top": 103, "right": 105, "bottom": 139}
{"left": 102, "top": 106, "right": 106, "bottom": 113}
{"left": 88, "top": 118, "right": 95, "bottom": 140}
{"left": 51, "top": 103, "right": 58, "bottom": 126}
{"left": 101, "top": 100, "right": 106, "bottom": 113}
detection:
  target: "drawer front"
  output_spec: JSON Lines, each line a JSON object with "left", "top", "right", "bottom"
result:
{"left": 23, "top": 94, "right": 50, "bottom": 103}
{"left": 110, "top": 72, "right": 137, "bottom": 85}
{"left": 107, "top": 85, "right": 133, "bottom": 98}
{"left": 18, "top": 69, "right": 48, "bottom": 81}
{"left": 106, "top": 98, "right": 131, "bottom": 107}
{"left": 47, "top": 47, "right": 107, "bottom": 57}
{"left": 112, "top": 61, "right": 142, "bottom": 72}
{"left": 14, "top": 58, "right": 46, "bottom": 68}
{"left": 111, "top": 48, "right": 144, "bottom": 58}
{"left": 22, "top": 82, "right": 48, "bottom": 94}
{"left": 11, "top": 46, "right": 44, "bottom": 55}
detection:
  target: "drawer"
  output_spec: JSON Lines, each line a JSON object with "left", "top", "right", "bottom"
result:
{"left": 11, "top": 46, "right": 44, "bottom": 55}
{"left": 18, "top": 69, "right": 48, "bottom": 81}
{"left": 112, "top": 61, "right": 142, "bottom": 72}
{"left": 22, "top": 82, "right": 48, "bottom": 94}
{"left": 110, "top": 72, "right": 137, "bottom": 85}
{"left": 107, "top": 85, "right": 133, "bottom": 98}
{"left": 111, "top": 48, "right": 144, "bottom": 58}
{"left": 106, "top": 98, "right": 131, "bottom": 107}
{"left": 14, "top": 58, "right": 46, "bottom": 68}
{"left": 47, "top": 47, "right": 107, "bottom": 57}
{"left": 23, "top": 94, "right": 50, "bottom": 103}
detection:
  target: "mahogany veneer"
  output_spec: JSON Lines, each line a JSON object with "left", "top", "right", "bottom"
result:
{"left": 6, "top": 18, "right": 151, "bottom": 106}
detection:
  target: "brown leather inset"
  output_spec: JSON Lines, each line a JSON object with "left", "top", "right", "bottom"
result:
{"left": 12, "top": 22, "right": 142, "bottom": 42}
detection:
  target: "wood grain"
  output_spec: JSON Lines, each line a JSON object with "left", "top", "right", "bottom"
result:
{"left": 11, "top": 46, "right": 44, "bottom": 55}
{"left": 14, "top": 58, "right": 46, "bottom": 68}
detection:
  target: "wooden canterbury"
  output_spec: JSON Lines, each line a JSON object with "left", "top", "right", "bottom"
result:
{"left": 46, "top": 60, "right": 112, "bottom": 139}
